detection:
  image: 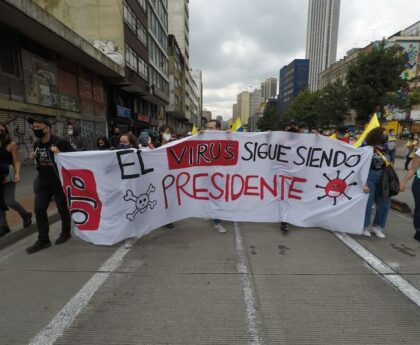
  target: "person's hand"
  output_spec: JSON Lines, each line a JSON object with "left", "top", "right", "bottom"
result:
{"left": 14, "top": 174, "right": 20, "bottom": 183}
{"left": 29, "top": 151, "right": 36, "bottom": 160}
{"left": 50, "top": 145, "right": 61, "bottom": 154}
{"left": 363, "top": 184, "right": 369, "bottom": 193}
{"left": 400, "top": 182, "right": 406, "bottom": 192}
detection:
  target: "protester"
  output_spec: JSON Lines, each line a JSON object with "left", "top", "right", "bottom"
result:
{"left": 96, "top": 136, "right": 111, "bottom": 150}
{"left": 66, "top": 122, "right": 88, "bottom": 151}
{"left": 120, "top": 132, "right": 141, "bottom": 249}
{"left": 335, "top": 127, "right": 350, "bottom": 143}
{"left": 119, "top": 132, "right": 138, "bottom": 149}
{"left": 26, "top": 117, "right": 74, "bottom": 254}
{"left": 110, "top": 127, "right": 121, "bottom": 148}
{"left": 404, "top": 133, "right": 418, "bottom": 170}
{"left": 362, "top": 127, "right": 392, "bottom": 238}
{"left": 205, "top": 119, "right": 227, "bottom": 234}
{"left": 386, "top": 129, "right": 397, "bottom": 165}
{"left": 0, "top": 122, "right": 32, "bottom": 237}
{"left": 139, "top": 131, "right": 155, "bottom": 151}
{"left": 400, "top": 148, "right": 420, "bottom": 242}
{"left": 154, "top": 125, "right": 175, "bottom": 230}
{"left": 155, "top": 125, "right": 174, "bottom": 148}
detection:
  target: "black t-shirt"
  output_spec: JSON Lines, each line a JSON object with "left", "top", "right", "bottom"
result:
{"left": 34, "top": 135, "right": 74, "bottom": 183}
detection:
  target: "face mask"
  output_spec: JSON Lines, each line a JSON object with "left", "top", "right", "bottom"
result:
{"left": 68, "top": 129, "right": 73, "bottom": 136}
{"left": 163, "top": 133, "right": 171, "bottom": 142}
{"left": 303, "top": 129, "right": 309, "bottom": 134}
{"left": 119, "top": 143, "right": 130, "bottom": 149}
{"left": 33, "top": 129, "right": 45, "bottom": 139}
{"left": 98, "top": 144, "right": 105, "bottom": 150}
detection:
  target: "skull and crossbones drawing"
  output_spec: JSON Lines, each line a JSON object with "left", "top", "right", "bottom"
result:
{"left": 124, "top": 184, "right": 157, "bottom": 221}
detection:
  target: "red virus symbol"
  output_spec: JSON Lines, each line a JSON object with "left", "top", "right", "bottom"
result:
{"left": 316, "top": 170, "right": 357, "bottom": 206}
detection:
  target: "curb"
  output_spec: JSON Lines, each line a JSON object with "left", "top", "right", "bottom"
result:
{"left": 0, "top": 211, "right": 60, "bottom": 251}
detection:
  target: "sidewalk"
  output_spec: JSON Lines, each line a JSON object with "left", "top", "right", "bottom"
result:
{"left": 0, "top": 165, "right": 58, "bottom": 250}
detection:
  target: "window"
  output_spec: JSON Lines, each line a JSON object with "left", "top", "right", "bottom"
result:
{"left": 124, "top": 1, "right": 147, "bottom": 47}
{"left": 125, "top": 44, "right": 148, "bottom": 80}
{"left": 0, "top": 29, "right": 20, "bottom": 77}
{"left": 136, "top": 0, "right": 147, "bottom": 12}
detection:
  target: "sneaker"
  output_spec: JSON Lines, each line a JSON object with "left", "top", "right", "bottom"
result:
{"left": 414, "top": 231, "right": 420, "bottom": 242}
{"left": 371, "top": 226, "right": 386, "bottom": 239}
{"left": 0, "top": 225, "right": 11, "bottom": 238}
{"left": 55, "top": 232, "right": 71, "bottom": 245}
{"left": 23, "top": 213, "right": 32, "bottom": 228}
{"left": 26, "top": 240, "right": 51, "bottom": 254}
{"left": 124, "top": 238, "right": 134, "bottom": 249}
{"left": 280, "top": 222, "right": 289, "bottom": 232}
{"left": 213, "top": 223, "right": 226, "bottom": 234}
{"left": 362, "top": 228, "right": 371, "bottom": 237}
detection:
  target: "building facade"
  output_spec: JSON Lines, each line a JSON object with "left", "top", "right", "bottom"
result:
{"left": 261, "top": 78, "right": 277, "bottom": 101}
{"left": 278, "top": 59, "right": 309, "bottom": 112}
{"left": 306, "top": 0, "right": 340, "bottom": 91}
{"left": 0, "top": 0, "right": 126, "bottom": 156}
{"left": 250, "top": 89, "right": 262, "bottom": 117}
{"left": 237, "top": 91, "right": 251, "bottom": 127}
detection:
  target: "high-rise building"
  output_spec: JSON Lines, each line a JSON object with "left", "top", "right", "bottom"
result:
{"left": 278, "top": 59, "right": 309, "bottom": 112}
{"left": 237, "top": 91, "right": 251, "bottom": 126}
{"left": 232, "top": 104, "right": 238, "bottom": 119}
{"left": 191, "top": 69, "right": 203, "bottom": 122}
{"left": 306, "top": 0, "right": 340, "bottom": 91}
{"left": 168, "top": 0, "right": 190, "bottom": 66}
{"left": 261, "top": 78, "right": 277, "bottom": 101}
{"left": 250, "top": 89, "right": 262, "bottom": 117}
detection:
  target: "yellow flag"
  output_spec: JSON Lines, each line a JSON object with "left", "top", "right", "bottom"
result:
{"left": 353, "top": 114, "right": 380, "bottom": 148}
{"left": 329, "top": 133, "right": 337, "bottom": 140}
{"left": 231, "top": 117, "right": 243, "bottom": 132}
{"left": 192, "top": 124, "right": 198, "bottom": 135}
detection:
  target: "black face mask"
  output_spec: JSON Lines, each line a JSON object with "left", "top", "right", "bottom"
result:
{"left": 98, "top": 144, "right": 106, "bottom": 150}
{"left": 33, "top": 129, "right": 46, "bottom": 139}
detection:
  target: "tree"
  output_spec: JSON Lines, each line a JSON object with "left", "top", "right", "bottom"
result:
{"left": 283, "top": 89, "right": 319, "bottom": 128}
{"left": 257, "top": 104, "right": 280, "bottom": 131}
{"left": 346, "top": 40, "right": 408, "bottom": 123}
{"left": 314, "top": 80, "right": 349, "bottom": 127}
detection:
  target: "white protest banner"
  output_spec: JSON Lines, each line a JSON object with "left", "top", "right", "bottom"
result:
{"left": 55, "top": 132, "right": 373, "bottom": 245}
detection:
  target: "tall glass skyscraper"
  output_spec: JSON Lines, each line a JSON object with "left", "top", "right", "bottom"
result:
{"left": 306, "top": 0, "right": 340, "bottom": 91}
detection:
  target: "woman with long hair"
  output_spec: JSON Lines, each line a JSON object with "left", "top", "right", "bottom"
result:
{"left": 0, "top": 122, "right": 32, "bottom": 237}
{"left": 362, "top": 127, "right": 392, "bottom": 238}
{"left": 155, "top": 125, "right": 173, "bottom": 148}
{"left": 119, "top": 132, "right": 139, "bottom": 149}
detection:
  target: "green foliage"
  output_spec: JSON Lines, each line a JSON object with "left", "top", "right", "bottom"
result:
{"left": 346, "top": 40, "right": 408, "bottom": 123}
{"left": 283, "top": 81, "right": 349, "bottom": 128}
{"left": 257, "top": 104, "right": 280, "bottom": 131}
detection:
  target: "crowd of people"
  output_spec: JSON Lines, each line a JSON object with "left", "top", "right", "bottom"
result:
{"left": 0, "top": 117, "right": 419, "bottom": 254}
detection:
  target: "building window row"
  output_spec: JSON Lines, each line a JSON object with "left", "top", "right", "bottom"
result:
{"left": 124, "top": 1, "right": 147, "bottom": 47}
{"left": 136, "top": 0, "right": 147, "bottom": 12}
{"left": 149, "top": 11, "right": 168, "bottom": 52}
{"left": 150, "top": 66, "right": 169, "bottom": 95}
{"left": 125, "top": 44, "right": 148, "bottom": 80}
{"left": 149, "top": 38, "right": 168, "bottom": 76}
{"left": 149, "top": 0, "right": 168, "bottom": 31}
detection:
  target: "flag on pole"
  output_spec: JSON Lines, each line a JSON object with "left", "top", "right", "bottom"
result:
{"left": 191, "top": 124, "right": 198, "bottom": 135}
{"left": 231, "top": 117, "right": 243, "bottom": 132}
{"left": 353, "top": 114, "right": 380, "bottom": 148}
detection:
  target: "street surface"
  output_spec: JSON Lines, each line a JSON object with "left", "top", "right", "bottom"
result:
{"left": 0, "top": 159, "right": 419, "bottom": 345}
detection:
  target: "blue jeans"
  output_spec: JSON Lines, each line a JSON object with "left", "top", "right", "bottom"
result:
{"left": 213, "top": 219, "right": 221, "bottom": 225}
{"left": 364, "top": 169, "right": 391, "bottom": 229}
{"left": 412, "top": 177, "right": 420, "bottom": 230}
{"left": 388, "top": 149, "right": 396, "bottom": 165}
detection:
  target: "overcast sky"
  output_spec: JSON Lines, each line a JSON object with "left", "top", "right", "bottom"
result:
{"left": 189, "top": 0, "right": 420, "bottom": 120}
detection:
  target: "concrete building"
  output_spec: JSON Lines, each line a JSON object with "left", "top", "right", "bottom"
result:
{"left": 191, "top": 69, "right": 203, "bottom": 124}
{"left": 168, "top": 0, "right": 189, "bottom": 66}
{"left": 202, "top": 109, "right": 212, "bottom": 123}
{"left": 250, "top": 89, "right": 262, "bottom": 117}
{"left": 232, "top": 103, "right": 238, "bottom": 119}
{"left": 279, "top": 59, "right": 309, "bottom": 112}
{"left": 0, "top": 0, "right": 127, "bottom": 154}
{"left": 306, "top": 0, "right": 340, "bottom": 91}
{"left": 166, "top": 34, "right": 189, "bottom": 134}
{"left": 237, "top": 91, "right": 251, "bottom": 126}
{"left": 261, "top": 78, "right": 277, "bottom": 101}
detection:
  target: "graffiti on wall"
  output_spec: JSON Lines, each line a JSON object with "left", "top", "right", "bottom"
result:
{"left": 92, "top": 40, "right": 124, "bottom": 66}
{"left": 0, "top": 112, "right": 106, "bottom": 160}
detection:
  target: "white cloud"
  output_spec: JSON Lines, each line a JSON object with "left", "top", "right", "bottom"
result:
{"left": 189, "top": 0, "right": 420, "bottom": 120}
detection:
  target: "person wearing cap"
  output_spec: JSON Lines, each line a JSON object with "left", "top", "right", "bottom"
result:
{"left": 26, "top": 117, "right": 74, "bottom": 254}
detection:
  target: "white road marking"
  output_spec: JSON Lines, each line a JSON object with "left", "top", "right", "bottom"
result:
{"left": 234, "top": 222, "right": 265, "bottom": 345}
{"left": 29, "top": 242, "right": 134, "bottom": 345}
{"left": 334, "top": 232, "right": 420, "bottom": 308}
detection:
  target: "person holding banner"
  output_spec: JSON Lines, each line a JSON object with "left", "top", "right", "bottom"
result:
{"left": 362, "top": 127, "right": 392, "bottom": 238}
{"left": 119, "top": 132, "right": 139, "bottom": 149}
{"left": 399, "top": 148, "right": 420, "bottom": 242}
{"left": 404, "top": 134, "right": 418, "bottom": 170}
{"left": 204, "top": 119, "right": 227, "bottom": 234}
{"left": 26, "top": 117, "right": 74, "bottom": 254}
